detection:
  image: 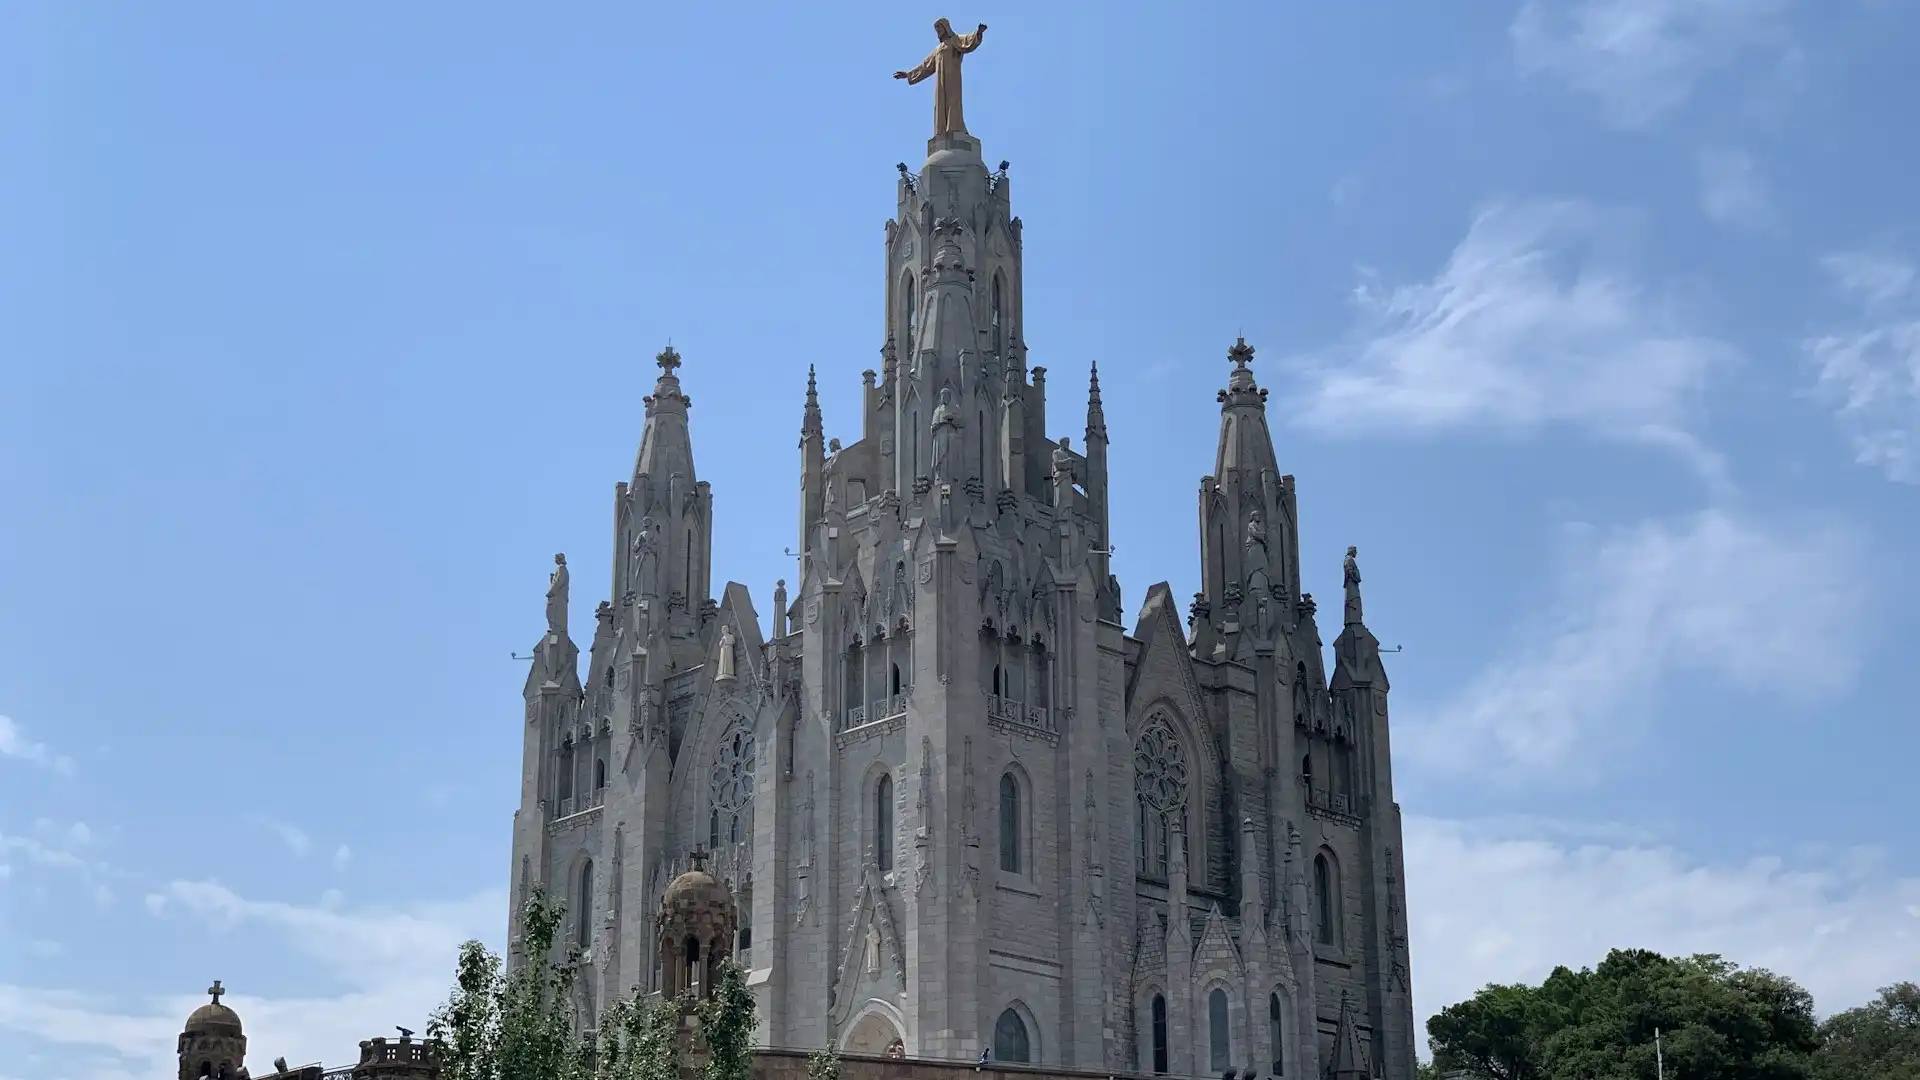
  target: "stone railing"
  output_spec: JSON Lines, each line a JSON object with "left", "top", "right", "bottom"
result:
{"left": 555, "top": 788, "right": 606, "bottom": 819}
{"left": 1305, "top": 786, "right": 1360, "bottom": 826}
{"left": 986, "top": 694, "right": 1053, "bottom": 733}
{"left": 840, "top": 691, "right": 912, "bottom": 732}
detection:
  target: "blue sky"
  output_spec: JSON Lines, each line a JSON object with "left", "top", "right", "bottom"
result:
{"left": 3, "top": 1, "right": 1918, "bottom": 1075}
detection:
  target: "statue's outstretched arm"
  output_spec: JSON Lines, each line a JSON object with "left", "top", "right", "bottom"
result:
{"left": 896, "top": 54, "right": 937, "bottom": 84}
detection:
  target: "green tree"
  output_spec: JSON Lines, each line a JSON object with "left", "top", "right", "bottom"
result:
{"left": 697, "top": 961, "right": 760, "bottom": 1080}
{"left": 1813, "top": 983, "right": 1920, "bottom": 1080}
{"left": 1428, "top": 948, "right": 1820, "bottom": 1080}
{"left": 427, "top": 886, "right": 594, "bottom": 1080}
{"left": 806, "top": 1041, "right": 842, "bottom": 1080}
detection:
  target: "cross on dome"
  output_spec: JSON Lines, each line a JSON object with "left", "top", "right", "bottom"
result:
{"left": 688, "top": 845, "right": 709, "bottom": 871}
{"left": 206, "top": 980, "right": 225, "bottom": 1005}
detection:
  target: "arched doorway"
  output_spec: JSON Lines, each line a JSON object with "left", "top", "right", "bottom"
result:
{"left": 843, "top": 1009, "right": 905, "bottom": 1056}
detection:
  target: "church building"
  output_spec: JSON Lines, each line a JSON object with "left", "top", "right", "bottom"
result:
{"left": 507, "top": 20, "right": 1415, "bottom": 1080}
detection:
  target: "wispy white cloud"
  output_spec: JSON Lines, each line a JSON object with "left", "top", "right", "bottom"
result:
{"left": 0, "top": 882, "right": 502, "bottom": 1076}
{"left": 0, "top": 716, "right": 75, "bottom": 776}
{"left": 1696, "top": 147, "right": 1773, "bottom": 229}
{"left": 332, "top": 845, "right": 353, "bottom": 873}
{"left": 1409, "top": 815, "right": 1920, "bottom": 1025}
{"left": 1402, "top": 508, "right": 1866, "bottom": 781}
{"left": 1806, "top": 249, "right": 1920, "bottom": 482}
{"left": 1510, "top": 0, "right": 1796, "bottom": 128}
{"left": 1291, "top": 199, "right": 1734, "bottom": 483}
{"left": 258, "top": 819, "right": 313, "bottom": 859}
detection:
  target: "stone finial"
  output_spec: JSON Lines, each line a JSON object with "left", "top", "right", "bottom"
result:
{"left": 656, "top": 344, "right": 682, "bottom": 375}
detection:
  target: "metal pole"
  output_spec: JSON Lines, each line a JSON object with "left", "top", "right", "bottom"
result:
{"left": 1655, "top": 1027, "right": 1665, "bottom": 1080}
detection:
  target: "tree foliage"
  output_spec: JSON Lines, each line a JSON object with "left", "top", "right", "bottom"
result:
{"left": 1427, "top": 948, "right": 1821, "bottom": 1080}
{"left": 1812, "top": 982, "right": 1920, "bottom": 1080}
{"left": 426, "top": 887, "right": 759, "bottom": 1080}
{"left": 805, "top": 1041, "right": 842, "bottom": 1080}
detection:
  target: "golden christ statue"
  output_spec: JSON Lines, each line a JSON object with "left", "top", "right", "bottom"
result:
{"left": 894, "top": 18, "right": 988, "bottom": 138}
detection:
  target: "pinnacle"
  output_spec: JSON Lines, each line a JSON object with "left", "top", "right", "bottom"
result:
{"left": 656, "top": 344, "right": 682, "bottom": 375}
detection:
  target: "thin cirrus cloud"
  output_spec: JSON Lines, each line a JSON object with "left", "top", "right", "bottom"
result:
{"left": 1696, "top": 147, "right": 1774, "bottom": 230}
{"left": 0, "top": 715, "right": 75, "bottom": 776}
{"left": 1806, "top": 249, "right": 1920, "bottom": 483}
{"left": 1289, "top": 198, "right": 1735, "bottom": 485}
{"left": 1399, "top": 507, "right": 1866, "bottom": 783}
{"left": 1510, "top": 0, "right": 1796, "bottom": 129}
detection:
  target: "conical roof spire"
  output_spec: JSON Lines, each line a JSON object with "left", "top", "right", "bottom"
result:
{"left": 800, "top": 364, "right": 823, "bottom": 443}
{"left": 1086, "top": 360, "right": 1107, "bottom": 442}
{"left": 634, "top": 343, "right": 696, "bottom": 483}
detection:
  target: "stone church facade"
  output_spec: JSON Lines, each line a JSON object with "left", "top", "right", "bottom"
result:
{"left": 507, "top": 111, "right": 1416, "bottom": 1079}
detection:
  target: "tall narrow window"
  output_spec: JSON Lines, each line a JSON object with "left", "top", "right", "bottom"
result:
{"left": 890, "top": 662, "right": 902, "bottom": 696}
{"left": 594, "top": 757, "right": 607, "bottom": 791}
{"left": 991, "top": 274, "right": 1004, "bottom": 356}
{"left": 1209, "top": 988, "right": 1231, "bottom": 1072}
{"left": 1314, "top": 854, "right": 1335, "bottom": 946}
{"left": 876, "top": 774, "right": 894, "bottom": 871}
{"left": 576, "top": 859, "right": 595, "bottom": 950}
{"left": 558, "top": 743, "right": 575, "bottom": 803}
{"left": 901, "top": 273, "right": 917, "bottom": 347}
{"left": 1269, "top": 993, "right": 1284, "bottom": 1075}
{"left": 994, "top": 1009, "right": 1031, "bottom": 1064}
{"left": 1150, "top": 994, "right": 1169, "bottom": 1074}
{"left": 1134, "top": 719, "right": 1186, "bottom": 880}
{"left": 999, "top": 773, "right": 1022, "bottom": 873}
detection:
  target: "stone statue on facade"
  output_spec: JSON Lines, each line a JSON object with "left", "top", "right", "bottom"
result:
{"left": 930, "top": 387, "right": 962, "bottom": 481}
{"left": 894, "top": 19, "right": 989, "bottom": 138}
{"left": 715, "top": 623, "right": 736, "bottom": 682}
{"left": 546, "top": 553, "right": 570, "bottom": 634}
{"left": 1344, "top": 544, "right": 1363, "bottom": 625}
{"left": 1246, "top": 508, "right": 1268, "bottom": 558}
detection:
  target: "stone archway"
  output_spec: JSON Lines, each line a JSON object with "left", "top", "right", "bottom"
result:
{"left": 843, "top": 1008, "right": 905, "bottom": 1056}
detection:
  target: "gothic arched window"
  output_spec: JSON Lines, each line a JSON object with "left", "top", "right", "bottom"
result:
{"left": 1315, "top": 852, "right": 1338, "bottom": 946}
{"left": 994, "top": 1008, "right": 1031, "bottom": 1064}
{"left": 1269, "top": 992, "right": 1284, "bottom": 1075}
{"left": 576, "top": 858, "right": 595, "bottom": 950}
{"left": 901, "top": 272, "right": 917, "bottom": 347}
{"left": 594, "top": 757, "right": 606, "bottom": 792}
{"left": 990, "top": 273, "right": 1005, "bottom": 356}
{"left": 709, "top": 722, "right": 755, "bottom": 853}
{"left": 999, "top": 772, "right": 1022, "bottom": 874}
{"left": 1151, "top": 994, "right": 1169, "bottom": 1074}
{"left": 1209, "top": 987, "right": 1231, "bottom": 1072}
{"left": 1134, "top": 718, "right": 1188, "bottom": 878}
{"left": 876, "top": 773, "right": 894, "bottom": 871}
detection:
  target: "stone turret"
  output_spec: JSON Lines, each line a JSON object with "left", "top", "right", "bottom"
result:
{"left": 178, "top": 981, "right": 249, "bottom": 1080}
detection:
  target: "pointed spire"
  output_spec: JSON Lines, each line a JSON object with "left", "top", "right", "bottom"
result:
{"left": 1331, "top": 989, "right": 1367, "bottom": 1078}
{"left": 1085, "top": 360, "right": 1107, "bottom": 442}
{"left": 634, "top": 343, "right": 695, "bottom": 482}
{"left": 800, "top": 364, "right": 823, "bottom": 442}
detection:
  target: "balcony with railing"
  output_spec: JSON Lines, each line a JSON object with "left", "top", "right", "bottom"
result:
{"left": 839, "top": 691, "right": 911, "bottom": 733}
{"left": 986, "top": 693, "right": 1053, "bottom": 736}
{"left": 554, "top": 785, "right": 606, "bottom": 821}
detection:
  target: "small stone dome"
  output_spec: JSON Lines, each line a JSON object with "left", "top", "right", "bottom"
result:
{"left": 185, "top": 982, "right": 243, "bottom": 1036}
{"left": 658, "top": 865, "right": 734, "bottom": 918}
{"left": 185, "top": 1000, "right": 244, "bottom": 1035}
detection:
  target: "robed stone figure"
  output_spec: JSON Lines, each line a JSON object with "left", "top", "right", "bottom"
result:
{"left": 895, "top": 19, "right": 988, "bottom": 138}
{"left": 546, "top": 553, "right": 570, "bottom": 635}
{"left": 930, "top": 387, "right": 962, "bottom": 481}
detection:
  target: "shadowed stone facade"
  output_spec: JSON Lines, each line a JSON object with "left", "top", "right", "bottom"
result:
{"left": 507, "top": 114, "right": 1415, "bottom": 1078}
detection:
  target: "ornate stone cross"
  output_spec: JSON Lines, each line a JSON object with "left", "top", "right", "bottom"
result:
{"left": 656, "top": 345, "right": 682, "bottom": 375}
{"left": 688, "top": 845, "right": 709, "bottom": 871}
{"left": 207, "top": 980, "right": 225, "bottom": 1005}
